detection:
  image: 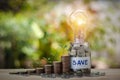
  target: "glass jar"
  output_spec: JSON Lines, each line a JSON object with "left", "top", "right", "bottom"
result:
{"left": 69, "top": 38, "right": 91, "bottom": 76}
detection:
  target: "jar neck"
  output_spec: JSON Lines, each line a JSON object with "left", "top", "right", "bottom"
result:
{"left": 74, "top": 32, "right": 84, "bottom": 44}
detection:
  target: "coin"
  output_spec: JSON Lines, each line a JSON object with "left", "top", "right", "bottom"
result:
{"left": 27, "top": 70, "right": 36, "bottom": 75}
{"left": 61, "top": 56, "right": 70, "bottom": 73}
{"left": 35, "top": 68, "right": 44, "bottom": 74}
{"left": 53, "top": 61, "right": 62, "bottom": 74}
{"left": 44, "top": 64, "right": 53, "bottom": 74}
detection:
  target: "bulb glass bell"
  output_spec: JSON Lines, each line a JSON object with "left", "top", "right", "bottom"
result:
{"left": 69, "top": 10, "right": 88, "bottom": 43}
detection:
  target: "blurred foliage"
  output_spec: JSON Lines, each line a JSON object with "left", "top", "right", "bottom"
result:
{"left": 0, "top": 0, "right": 120, "bottom": 68}
{"left": 0, "top": 12, "right": 71, "bottom": 68}
{"left": 0, "top": 0, "right": 71, "bottom": 68}
{"left": 0, "top": 0, "right": 27, "bottom": 12}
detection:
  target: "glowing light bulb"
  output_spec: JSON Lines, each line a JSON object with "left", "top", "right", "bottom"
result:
{"left": 69, "top": 10, "right": 88, "bottom": 43}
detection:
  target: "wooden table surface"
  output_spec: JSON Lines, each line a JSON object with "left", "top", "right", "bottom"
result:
{"left": 0, "top": 69, "right": 120, "bottom": 80}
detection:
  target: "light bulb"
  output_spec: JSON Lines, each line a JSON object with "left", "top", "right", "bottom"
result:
{"left": 69, "top": 10, "right": 88, "bottom": 43}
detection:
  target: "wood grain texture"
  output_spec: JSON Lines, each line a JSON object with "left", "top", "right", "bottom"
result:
{"left": 0, "top": 69, "right": 120, "bottom": 80}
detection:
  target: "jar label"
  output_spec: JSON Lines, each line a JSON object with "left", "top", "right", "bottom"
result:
{"left": 71, "top": 57, "right": 91, "bottom": 70}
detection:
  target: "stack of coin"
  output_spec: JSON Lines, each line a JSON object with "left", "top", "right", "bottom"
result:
{"left": 61, "top": 55, "right": 70, "bottom": 73}
{"left": 44, "top": 64, "right": 53, "bottom": 74}
{"left": 36, "top": 68, "right": 44, "bottom": 75}
{"left": 53, "top": 61, "right": 62, "bottom": 74}
{"left": 27, "top": 69, "right": 36, "bottom": 75}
